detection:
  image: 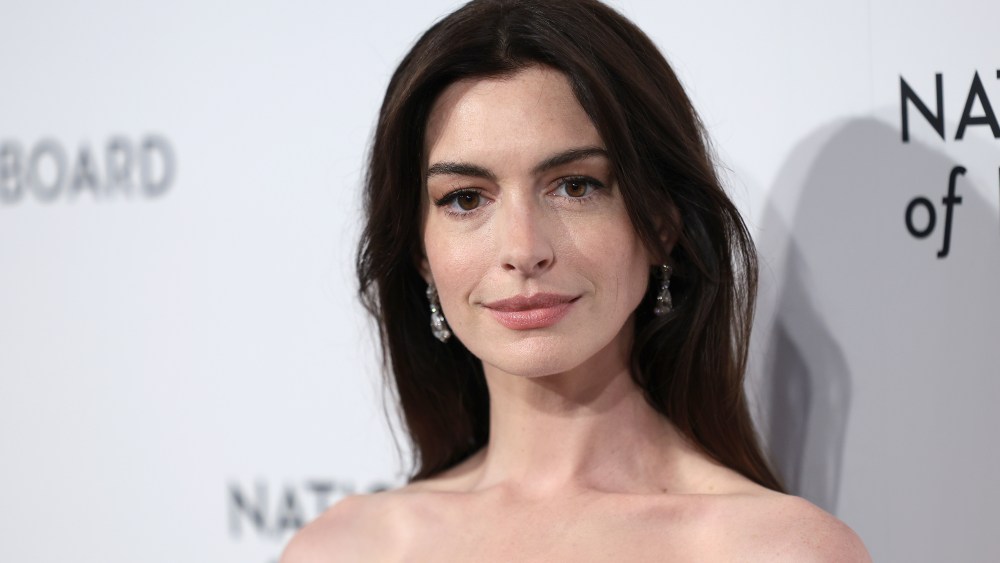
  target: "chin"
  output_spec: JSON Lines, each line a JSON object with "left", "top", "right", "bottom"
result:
{"left": 469, "top": 331, "right": 615, "bottom": 378}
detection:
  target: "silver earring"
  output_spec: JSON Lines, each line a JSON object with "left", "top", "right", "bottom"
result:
{"left": 653, "top": 264, "right": 673, "bottom": 316}
{"left": 426, "top": 283, "right": 452, "bottom": 342}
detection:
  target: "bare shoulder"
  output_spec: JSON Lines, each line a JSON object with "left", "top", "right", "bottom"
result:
{"left": 279, "top": 464, "right": 474, "bottom": 563}
{"left": 279, "top": 493, "right": 403, "bottom": 563}
{"left": 719, "top": 492, "right": 871, "bottom": 562}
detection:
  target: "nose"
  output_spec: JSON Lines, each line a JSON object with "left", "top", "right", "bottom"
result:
{"left": 496, "top": 197, "right": 554, "bottom": 276}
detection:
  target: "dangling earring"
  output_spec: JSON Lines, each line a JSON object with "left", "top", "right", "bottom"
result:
{"left": 426, "top": 282, "right": 452, "bottom": 342}
{"left": 653, "top": 264, "right": 673, "bottom": 316}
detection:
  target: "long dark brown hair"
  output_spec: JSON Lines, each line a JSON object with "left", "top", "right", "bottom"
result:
{"left": 357, "top": 0, "right": 783, "bottom": 491}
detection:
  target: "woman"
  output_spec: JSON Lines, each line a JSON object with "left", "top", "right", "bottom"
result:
{"left": 285, "top": 0, "right": 869, "bottom": 560}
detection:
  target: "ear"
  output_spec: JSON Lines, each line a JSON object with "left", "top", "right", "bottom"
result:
{"left": 419, "top": 256, "right": 432, "bottom": 285}
{"left": 414, "top": 206, "right": 434, "bottom": 285}
{"left": 652, "top": 205, "right": 682, "bottom": 264}
{"left": 415, "top": 244, "right": 433, "bottom": 285}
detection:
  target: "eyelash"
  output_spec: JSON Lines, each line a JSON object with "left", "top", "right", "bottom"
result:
{"left": 433, "top": 176, "right": 606, "bottom": 217}
{"left": 553, "top": 176, "right": 605, "bottom": 199}
{"left": 433, "top": 188, "right": 485, "bottom": 215}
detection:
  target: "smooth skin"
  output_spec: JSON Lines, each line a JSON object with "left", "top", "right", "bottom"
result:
{"left": 283, "top": 66, "right": 870, "bottom": 562}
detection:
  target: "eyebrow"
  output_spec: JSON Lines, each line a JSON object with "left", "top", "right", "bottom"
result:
{"left": 425, "top": 146, "right": 609, "bottom": 181}
{"left": 425, "top": 162, "right": 497, "bottom": 182}
{"left": 532, "top": 146, "right": 608, "bottom": 175}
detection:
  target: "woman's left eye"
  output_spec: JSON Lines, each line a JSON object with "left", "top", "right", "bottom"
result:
{"left": 553, "top": 177, "right": 603, "bottom": 198}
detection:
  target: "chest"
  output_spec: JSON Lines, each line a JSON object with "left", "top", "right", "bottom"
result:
{"left": 390, "top": 496, "right": 726, "bottom": 563}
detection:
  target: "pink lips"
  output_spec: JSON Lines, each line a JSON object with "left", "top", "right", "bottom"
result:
{"left": 483, "top": 293, "right": 578, "bottom": 330}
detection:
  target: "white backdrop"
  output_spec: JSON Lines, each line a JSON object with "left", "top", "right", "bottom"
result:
{"left": 1, "top": 1, "right": 997, "bottom": 562}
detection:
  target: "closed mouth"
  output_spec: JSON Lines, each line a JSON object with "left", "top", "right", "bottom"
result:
{"left": 483, "top": 293, "right": 579, "bottom": 311}
{"left": 483, "top": 293, "right": 579, "bottom": 330}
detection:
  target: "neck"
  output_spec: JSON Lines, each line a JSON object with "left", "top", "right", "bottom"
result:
{"left": 465, "top": 335, "right": 697, "bottom": 496}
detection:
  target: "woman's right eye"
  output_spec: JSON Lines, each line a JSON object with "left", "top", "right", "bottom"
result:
{"left": 454, "top": 192, "right": 480, "bottom": 210}
{"left": 435, "top": 189, "right": 486, "bottom": 214}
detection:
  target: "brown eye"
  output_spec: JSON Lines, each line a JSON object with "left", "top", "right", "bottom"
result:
{"left": 433, "top": 189, "right": 487, "bottom": 214}
{"left": 556, "top": 177, "right": 602, "bottom": 199}
{"left": 565, "top": 179, "right": 588, "bottom": 197}
{"left": 456, "top": 192, "right": 480, "bottom": 210}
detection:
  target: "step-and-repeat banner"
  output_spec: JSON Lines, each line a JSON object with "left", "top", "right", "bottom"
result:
{"left": 1, "top": 1, "right": 997, "bottom": 561}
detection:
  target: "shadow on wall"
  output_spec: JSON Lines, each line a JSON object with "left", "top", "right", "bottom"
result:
{"left": 761, "top": 240, "right": 850, "bottom": 512}
{"left": 752, "top": 116, "right": 994, "bottom": 515}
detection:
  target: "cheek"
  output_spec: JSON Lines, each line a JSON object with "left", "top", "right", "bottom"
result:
{"left": 424, "top": 229, "right": 486, "bottom": 306}
{"left": 575, "top": 219, "right": 651, "bottom": 307}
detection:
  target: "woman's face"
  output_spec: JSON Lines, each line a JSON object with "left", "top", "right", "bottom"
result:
{"left": 421, "top": 65, "right": 653, "bottom": 378}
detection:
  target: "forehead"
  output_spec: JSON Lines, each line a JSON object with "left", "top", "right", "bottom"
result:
{"left": 424, "top": 66, "right": 603, "bottom": 164}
